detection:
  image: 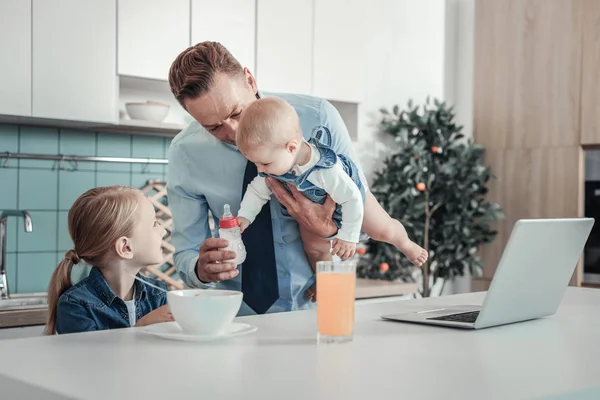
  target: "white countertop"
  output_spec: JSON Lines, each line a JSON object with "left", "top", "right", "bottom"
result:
{"left": 1, "top": 287, "right": 600, "bottom": 400}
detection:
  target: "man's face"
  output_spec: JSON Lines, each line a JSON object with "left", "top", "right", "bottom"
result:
{"left": 184, "top": 70, "right": 258, "bottom": 145}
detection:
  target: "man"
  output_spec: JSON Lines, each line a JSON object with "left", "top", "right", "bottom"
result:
{"left": 167, "top": 41, "right": 366, "bottom": 315}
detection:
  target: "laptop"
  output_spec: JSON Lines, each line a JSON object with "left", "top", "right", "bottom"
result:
{"left": 381, "top": 218, "right": 595, "bottom": 329}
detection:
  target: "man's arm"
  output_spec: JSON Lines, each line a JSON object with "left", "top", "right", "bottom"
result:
{"left": 167, "top": 146, "right": 212, "bottom": 288}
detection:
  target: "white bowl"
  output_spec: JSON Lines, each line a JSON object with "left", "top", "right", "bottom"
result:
{"left": 125, "top": 101, "right": 169, "bottom": 122}
{"left": 167, "top": 289, "right": 243, "bottom": 336}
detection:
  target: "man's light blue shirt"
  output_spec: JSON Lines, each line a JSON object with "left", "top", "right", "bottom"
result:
{"left": 166, "top": 91, "right": 366, "bottom": 316}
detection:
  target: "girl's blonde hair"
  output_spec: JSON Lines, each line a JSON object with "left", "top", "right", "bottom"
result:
{"left": 45, "top": 185, "right": 142, "bottom": 335}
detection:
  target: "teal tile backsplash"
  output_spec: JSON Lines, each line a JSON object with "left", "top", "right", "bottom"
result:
{"left": 6, "top": 218, "right": 17, "bottom": 253}
{"left": 19, "top": 126, "right": 59, "bottom": 168}
{"left": 17, "top": 211, "right": 57, "bottom": 253}
{"left": 58, "top": 170, "right": 96, "bottom": 209}
{"left": 18, "top": 169, "right": 59, "bottom": 210}
{"left": 57, "top": 211, "right": 71, "bottom": 252}
{"left": 16, "top": 252, "right": 59, "bottom": 293}
{"left": 6, "top": 254, "right": 17, "bottom": 295}
{"left": 0, "top": 168, "right": 18, "bottom": 209}
{"left": 0, "top": 124, "right": 19, "bottom": 152}
{"left": 97, "top": 133, "right": 132, "bottom": 172}
{"left": 59, "top": 129, "right": 97, "bottom": 171}
{"left": 0, "top": 123, "right": 169, "bottom": 293}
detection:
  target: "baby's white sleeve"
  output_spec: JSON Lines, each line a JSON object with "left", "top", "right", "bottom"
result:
{"left": 307, "top": 162, "right": 364, "bottom": 243}
{"left": 238, "top": 175, "right": 272, "bottom": 223}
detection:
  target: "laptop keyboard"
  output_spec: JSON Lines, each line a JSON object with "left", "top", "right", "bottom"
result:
{"left": 427, "top": 311, "right": 480, "bottom": 323}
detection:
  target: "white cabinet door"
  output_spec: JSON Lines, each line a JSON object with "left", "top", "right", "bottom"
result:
{"left": 256, "top": 0, "right": 313, "bottom": 95}
{"left": 118, "top": 0, "right": 190, "bottom": 80}
{"left": 32, "top": 0, "right": 117, "bottom": 123}
{"left": 0, "top": 0, "right": 31, "bottom": 116}
{"left": 313, "top": 0, "right": 366, "bottom": 103}
{"left": 191, "top": 0, "right": 256, "bottom": 72}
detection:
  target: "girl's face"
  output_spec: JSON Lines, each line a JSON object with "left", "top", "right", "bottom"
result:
{"left": 128, "top": 194, "right": 166, "bottom": 267}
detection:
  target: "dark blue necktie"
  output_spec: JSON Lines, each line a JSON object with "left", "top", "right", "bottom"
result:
{"left": 241, "top": 161, "right": 279, "bottom": 314}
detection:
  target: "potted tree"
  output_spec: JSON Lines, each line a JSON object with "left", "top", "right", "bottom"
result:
{"left": 357, "top": 98, "right": 504, "bottom": 297}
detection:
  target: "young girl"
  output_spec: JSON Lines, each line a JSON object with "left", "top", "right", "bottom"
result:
{"left": 45, "top": 185, "right": 174, "bottom": 335}
{"left": 236, "top": 97, "right": 428, "bottom": 300}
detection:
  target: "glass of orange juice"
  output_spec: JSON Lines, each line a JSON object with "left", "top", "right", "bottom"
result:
{"left": 316, "top": 260, "right": 357, "bottom": 343}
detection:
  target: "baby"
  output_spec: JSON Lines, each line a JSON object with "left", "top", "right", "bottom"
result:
{"left": 236, "top": 97, "right": 427, "bottom": 300}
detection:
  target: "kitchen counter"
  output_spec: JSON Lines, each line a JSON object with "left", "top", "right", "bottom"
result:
{"left": 0, "top": 279, "right": 416, "bottom": 330}
{"left": 0, "top": 287, "right": 599, "bottom": 400}
{"left": 0, "top": 307, "right": 47, "bottom": 329}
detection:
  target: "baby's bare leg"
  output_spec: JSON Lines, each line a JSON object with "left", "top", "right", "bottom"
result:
{"left": 299, "top": 224, "right": 332, "bottom": 302}
{"left": 362, "top": 191, "right": 428, "bottom": 266}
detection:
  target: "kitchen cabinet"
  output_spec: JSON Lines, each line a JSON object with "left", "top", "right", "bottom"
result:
{"left": 313, "top": 0, "right": 366, "bottom": 103}
{"left": 473, "top": 0, "right": 584, "bottom": 286}
{"left": 118, "top": 0, "right": 190, "bottom": 81}
{"left": 32, "top": 0, "right": 117, "bottom": 123}
{"left": 191, "top": 0, "right": 256, "bottom": 72}
{"left": 0, "top": 0, "right": 31, "bottom": 116}
{"left": 256, "top": 0, "right": 313, "bottom": 95}
{"left": 581, "top": 0, "right": 600, "bottom": 145}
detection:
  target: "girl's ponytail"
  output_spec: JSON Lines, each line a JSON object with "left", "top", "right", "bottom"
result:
{"left": 45, "top": 249, "right": 79, "bottom": 335}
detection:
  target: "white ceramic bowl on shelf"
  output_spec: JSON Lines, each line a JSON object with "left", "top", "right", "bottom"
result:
{"left": 125, "top": 101, "right": 169, "bottom": 122}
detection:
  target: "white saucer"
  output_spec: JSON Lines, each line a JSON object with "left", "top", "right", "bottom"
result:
{"left": 140, "top": 321, "right": 257, "bottom": 342}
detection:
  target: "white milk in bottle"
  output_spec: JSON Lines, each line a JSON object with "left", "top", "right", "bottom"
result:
{"left": 218, "top": 204, "right": 246, "bottom": 265}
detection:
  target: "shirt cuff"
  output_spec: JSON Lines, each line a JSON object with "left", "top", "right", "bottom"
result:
{"left": 184, "top": 255, "right": 216, "bottom": 289}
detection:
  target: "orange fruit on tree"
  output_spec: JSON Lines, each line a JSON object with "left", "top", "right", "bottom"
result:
{"left": 357, "top": 247, "right": 366, "bottom": 255}
{"left": 432, "top": 146, "right": 439, "bottom": 153}
{"left": 379, "top": 262, "right": 389, "bottom": 272}
{"left": 416, "top": 182, "right": 426, "bottom": 191}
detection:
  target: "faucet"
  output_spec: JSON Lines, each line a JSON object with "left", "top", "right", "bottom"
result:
{"left": 0, "top": 211, "right": 33, "bottom": 299}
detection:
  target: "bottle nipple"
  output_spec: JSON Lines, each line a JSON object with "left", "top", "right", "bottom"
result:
{"left": 223, "top": 204, "right": 232, "bottom": 219}
{"left": 219, "top": 204, "right": 239, "bottom": 228}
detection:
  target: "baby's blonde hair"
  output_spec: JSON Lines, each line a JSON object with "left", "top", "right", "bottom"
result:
{"left": 45, "top": 185, "right": 142, "bottom": 335}
{"left": 237, "top": 97, "right": 302, "bottom": 154}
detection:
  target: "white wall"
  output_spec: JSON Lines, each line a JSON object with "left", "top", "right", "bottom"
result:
{"left": 444, "top": 0, "right": 475, "bottom": 295}
{"left": 352, "top": 0, "right": 449, "bottom": 180}
{"left": 347, "top": 0, "right": 475, "bottom": 295}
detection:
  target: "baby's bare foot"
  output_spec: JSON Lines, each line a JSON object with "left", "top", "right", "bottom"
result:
{"left": 305, "top": 283, "right": 317, "bottom": 302}
{"left": 399, "top": 240, "right": 428, "bottom": 267}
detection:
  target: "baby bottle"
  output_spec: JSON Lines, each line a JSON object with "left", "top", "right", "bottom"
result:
{"left": 218, "top": 204, "right": 247, "bottom": 265}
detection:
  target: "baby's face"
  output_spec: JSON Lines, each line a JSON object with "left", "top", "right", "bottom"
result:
{"left": 245, "top": 145, "right": 296, "bottom": 176}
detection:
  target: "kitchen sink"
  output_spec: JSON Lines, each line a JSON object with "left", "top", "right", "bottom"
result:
{"left": 0, "top": 293, "right": 48, "bottom": 310}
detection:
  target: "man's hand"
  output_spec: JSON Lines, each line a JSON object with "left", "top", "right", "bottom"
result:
{"left": 238, "top": 217, "right": 250, "bottom": 233}
{"left": 196, "top": 238, "right": 239, "bottom": 283}
{"left": 266, "top": 177, "right": 338, "bottom": 238}
{"left": 135, "top": 305, "right": 174, "bottom": 327}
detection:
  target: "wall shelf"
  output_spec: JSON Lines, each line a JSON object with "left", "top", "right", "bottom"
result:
{"left": 0, "top": 114, "right": 185, "bottom": 138}
{"left": 97, "top": 119, "right": 186, "bottom": 136}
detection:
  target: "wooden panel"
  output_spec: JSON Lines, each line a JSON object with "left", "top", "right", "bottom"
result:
{"left": 473, "top": 0, "right": 582, "bottom": 150}
{"left": 581, "top": 0, "right": 600, "bottom": 145}
{"left": 471, "top": 278, "right": 491, "bottom": 292}
{"left": 479, "top": 147, "right": 582, "bottom": 282}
